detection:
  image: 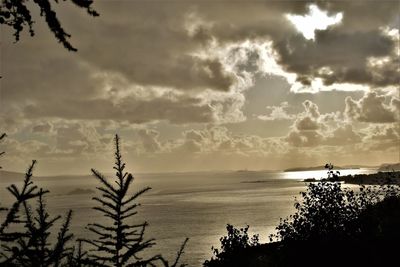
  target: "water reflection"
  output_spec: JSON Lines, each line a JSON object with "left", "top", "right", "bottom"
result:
{"left": 282, "top": 168, "right": 377, "bottom": 180}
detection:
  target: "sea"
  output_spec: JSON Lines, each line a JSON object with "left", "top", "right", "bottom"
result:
{"left": 0, "top": 168, "right": 377, "bottom": 266}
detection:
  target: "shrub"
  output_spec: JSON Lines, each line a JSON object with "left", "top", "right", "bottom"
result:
{"left": 203, "top": 224, "right": 259, "bottom": 267}
{"left": 270, "top": 176, "right": 399, "bottom": 243}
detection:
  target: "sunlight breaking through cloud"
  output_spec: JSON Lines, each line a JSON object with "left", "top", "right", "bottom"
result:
{"left": 286, "top": 4, "right": 343, "bottom": 40}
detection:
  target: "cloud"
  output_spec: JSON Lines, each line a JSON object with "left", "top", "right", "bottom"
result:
{"left": 54, "top": 123, "right": 111, "bottom": 155}
{"left": 24, "top": 93, "right": 216, "bottom": 125}
{"left": 258, "top": 102, "right": 295, "bottom": 121}
{"left": 295, "top": 116, "right": 320, "bottom": 131}
{"left": 345, "top": 92, "right": 399, "bottom": 123}
{"left": 274, "top": 2, "right": 399, "bottom": 90}
{"left": 286, "top": 4, "right": 343, "bottom": 40}
{"left": 360, "top": 124, "right": 400, "bottom": 151}
{"left": 1, "top": 1, "right": 399, "bottom": 173}
{"left": 285, "top": 99, "right": 362, "bottom": 147}
{"left": 286, "top": 99, "right": 322, "bottom": 145}
{"left": 3, "top": 1, "right": 399, "bottom": 128}
{"left": 324, "top": 125, "right": 362, "bottom": 146}
{"left": 137, "top": 129, "right": 162, "bottom": 153}
{"left": 286, "top": 130, "right": 324, "bottom": 147}
{"left": 31, "top": 122, "right": 53, "bottom": 133}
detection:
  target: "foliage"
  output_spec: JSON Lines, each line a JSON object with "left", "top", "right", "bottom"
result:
{"left": 0, "top": 133, "right": 5, "bottom": 169}
{"left": 205, "top": 164, "right": 400, "bottom": 267}
{"left": 83, "top": 134, "right": 188, "bottom": 267}
{"left": 83, "top": 134, "right": 156, "bottom": 266}
{"left": 0, "top": 0, "right": 98, "bottom": 51}
{"left": 1, "top": 192, "right": 74, "bottom": 266}
{"left": 0, "top": 133, "right": 6, "bottom": 214}
{"left": 0, "top": 134, "right": 187, "bottom": 266}
{"left": 0, "top": 161, "right": 75, "bottom": 266}
{"left": 270, "top": 171, "right": 399, "bottom": 243}
{"left": 0, "top": 161, "right": 46, "bottom": 241}
{"left": 324, "top": 163, "right": 340, "bottom": 181}
{"left": 204, "top": 224, "right": 259, "bottom": 267}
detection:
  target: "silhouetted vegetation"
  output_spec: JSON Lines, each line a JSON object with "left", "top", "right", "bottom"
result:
{"left": 0, "top": 133, "right": 5, "bottom": 169}
{"left": 340, "top": 171, "right": 400, "bottom": 184}
{"left": 205, "top": 166, "right": 400, "bottom": 267}
{"left": 2, "top": 138, "right": 399, "bottom": 267}
{"left": 204, "top": 224, "right": 259, "bottom": 267}
{"left": 0, "top": 161, "right": 74, "bottom": 266}
{"left": 303, "top": 170, "right": 400, "bottom": 184}
{"left": 82, "top": 134, "right": 160, "bottom": 266}
{"left": 269, "top": 181, "right": 396, "bottom": 243}
{"left": 0, "top": 135, "right": 187, "bottom": 266}
{"left": 0, "top": 0, "right": 98, "bottom": 51}
{"left": 324, "top": 163, "right": 340, "bottom": 181}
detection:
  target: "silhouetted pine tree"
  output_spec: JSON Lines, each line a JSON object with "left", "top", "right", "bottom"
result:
{"left": 0, "top": 133, "right": 6, "bottom": 169}
{"left": 0, "top": 159, "right": 76, "bottom": 266}
{"left": 66, "top": 240, "right": 96, "bottom": 267}
{"left": 0, "top": 133, "right": 6, "bottom": 214}
{"left": 0, "top": 160, "right": 46, "bottom": 242}
{"left": 1, "top": 189, "right": 74, "bottom": 266}
{"left": 83, "top": 135, "right": 159, "bottom": 266}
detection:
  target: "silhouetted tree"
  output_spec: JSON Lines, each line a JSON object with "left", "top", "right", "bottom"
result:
{"left": 83, "top": 135, "right": 172, "bottom": 266}
{"left": 157, "top": 238, "right": 189, "bottom": 267}
{"left": 0, "top": 133, "right": 6, "bottom": 169}
{"left": 66, "top": 240, "right": 98, "bottom": 267}
{"left": 0, "top": 0, "right": 98, "bottom": 51}
{"left": 2, "top": 191, "right": 74, "bottom": 266}
{"left": 1, "top": 135, "right": 187, "bottom": 266}
{"left": 0, "top": 133, "right": 6, "bottom": 214}
{"left": 0, "top": 161, "right": 46, "bottom": 242}
{"left": 0, "top": 159, "right": 75, "bottom": 266}
{"left": 83, "top": 135, "right": 189, "bottom": 267}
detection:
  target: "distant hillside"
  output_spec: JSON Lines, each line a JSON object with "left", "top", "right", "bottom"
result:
{"left": 378, "top": 163, "right": 400, "bottom": 171}
{"left": 0, "top": 170, "right": 26, "bottom": 183}
{"left": 284, "top": 165, "right": 346, "bottom": 172}
{"left": 284, "top": 164, "right": 377, "bottom": 172}
{"left": 0, "top": 170, "right": 92, "bottom": 183}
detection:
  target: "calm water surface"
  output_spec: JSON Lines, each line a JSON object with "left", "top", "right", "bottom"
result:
{"left": 0, "top": 168, "right": 376, "bottom": 266}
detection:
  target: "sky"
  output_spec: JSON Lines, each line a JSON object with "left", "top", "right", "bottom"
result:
{"left": 1, "top": 0, "right": 399, "bottom": 175}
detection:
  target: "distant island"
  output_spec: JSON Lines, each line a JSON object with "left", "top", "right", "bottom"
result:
{"left": 284, "top": 163, "right": 400, "bottom": 172}
{"left": 284, "top": 165, "right": 348, "bottom": 172}
{"left": 378, "top": 163, "right": 400, "bottom": 171}
{"left": 303, "top": 171, "right": 400, "bottom": 185}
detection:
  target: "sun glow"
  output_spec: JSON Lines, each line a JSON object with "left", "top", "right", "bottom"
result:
{"left": 286, "top": 4, "right": 343, "bottom": 40}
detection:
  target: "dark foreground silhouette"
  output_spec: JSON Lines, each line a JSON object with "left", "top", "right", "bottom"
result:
{"left": 0, "top": 135, "right": 187, "bottom": 267}
{"left": 204, "top": 178, "right": 400, "bottom": 267}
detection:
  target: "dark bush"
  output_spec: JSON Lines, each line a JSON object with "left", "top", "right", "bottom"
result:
{"left": 204, "top": 224, "right": 259, "bottom": 267}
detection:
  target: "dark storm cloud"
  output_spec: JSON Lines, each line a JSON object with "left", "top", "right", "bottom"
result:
{"left": 274, "top": 29, "right": 396, "bottom": 86}
{"left": 273, "top": 1, "right": 399, "bottom": 87}
{"left": 3, "top": 0, "right": 399, "bottom": 126}
{"left": 192, "top": 1, "right": 399, "bottom": 88}
{"left": 60, "top": 1, "right": 237, "bottom": 92}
